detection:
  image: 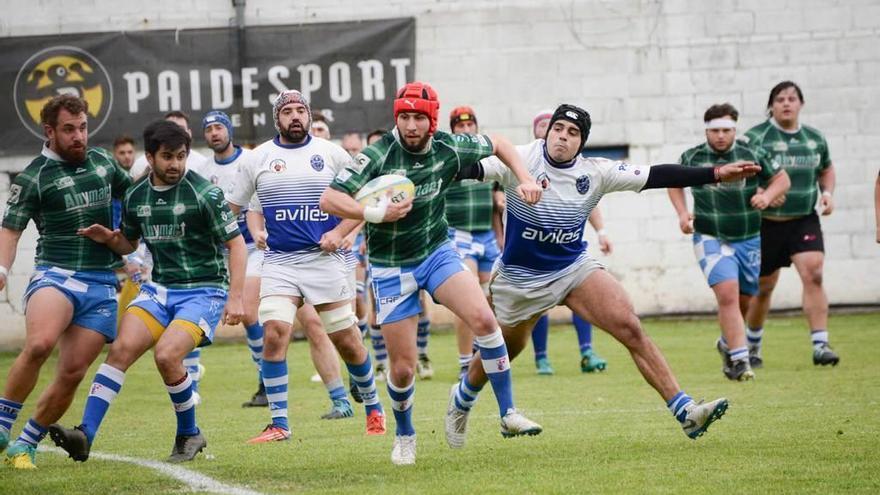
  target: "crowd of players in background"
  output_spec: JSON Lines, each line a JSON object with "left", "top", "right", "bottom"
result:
{"left": 1, "top": 77, "right": 875, "bottom": 469}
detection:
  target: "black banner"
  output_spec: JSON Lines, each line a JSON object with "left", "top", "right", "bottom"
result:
{"left": 0, "top": 18, "right": 415, "bottom": 156}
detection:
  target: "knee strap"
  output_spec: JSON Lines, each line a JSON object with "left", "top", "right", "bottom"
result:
{"left": 258, "top": 296, "right": 296, "bottom": 325}
{"left": 319, "top": 305, "right": 358, "bottom": 334}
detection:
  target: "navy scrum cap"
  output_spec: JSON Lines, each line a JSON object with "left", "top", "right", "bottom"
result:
{"left": 548, "top": 104, "right": 591, "bottom": 150}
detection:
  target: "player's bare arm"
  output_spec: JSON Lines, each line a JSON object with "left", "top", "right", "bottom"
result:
{"left": 245, "top": 210, "right": 268, "bottom": 250}
{"left": 223, "top": 233, "right": 247, "bottom": 326}
{"left": 489, "top": 134, "right": 541, "bottom": 204}
{"left": 0, "top": 228, "right": 23, "bottom": 291}
{"left": 818, "top": 164, "right": 835, "bottom": 215}
{"left": 587, "top": 208, "right": 612, "bottom": 254}
{"left": 320, "top": 187, "right": 413, "bottom": 223}
{"left": 667, "top": 188, "right": 694, "bottom": 234}
{"left": 77, "top": 223, "right": 139, "bottom": 256}
{"left": 319, "top": 218, "right": 363, "bottom": 252}
{"left": 751, "top": 169, "right": 791, "bottom": 210}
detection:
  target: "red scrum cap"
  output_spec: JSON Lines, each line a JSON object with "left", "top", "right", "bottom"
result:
{"left": 449, "top": 106, "right": 477, "bottom": 130}
{"left": 393, "top": 82, "right": 440, "bottom": 134}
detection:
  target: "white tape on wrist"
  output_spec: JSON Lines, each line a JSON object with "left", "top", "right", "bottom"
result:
{"left": 596, "top": 229, "right": 607, "bottom": 236}
{"left": 821, "top": 191, "right": 832, "bottom": 198}
{"left": 363, "top": 203, "right": 388, "bottom": 224}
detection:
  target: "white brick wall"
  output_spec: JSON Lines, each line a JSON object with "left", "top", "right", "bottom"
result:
{"left": 1, "top": 0, "right": 878, "bottom": 347}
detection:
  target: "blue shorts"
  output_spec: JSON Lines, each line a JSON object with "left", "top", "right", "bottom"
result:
{"left": 24, "top": 266, "right": 118, "bottom": 342}
{"left": 353, "top": 233, "right": 366, "bottom": 264}
{"left": 369, "top": 242, "right": 467, "bottom": 325}
{"left": 448, "top": 228, "right": 501, "bottom": 273}
{"left": 693, "top": 233, "right": 761, "bottom": 296}
{"left": 129, "top": 283, "right": 227, "bottom": 347}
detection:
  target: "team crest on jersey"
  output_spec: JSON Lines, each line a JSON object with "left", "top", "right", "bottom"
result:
{"left": 8, "top": 184, "right": 22, "bottom": 204}
{"left": 136, "top": 205, "right": 152, "bottom": 217}
{"left": 54, "top": 176, "right": 75, "bottom": 189}
{"left": 352, "top": 153, "right": 370, "bottom": 173}
{"left": 536, "top": 172, "right": 550, "bottom": 190}
{"left": 806, "top": 140, "right": 817, "bottom": 150}
{"left": 173, "top": 203, "right": 186, "bottom": 215}
{"left": 95, "top": 165, "right": 108, "bottom": 178}
{"left": 773, "top": 141, "right": 788, "bottom": 152}
{"left": 269, "top": 159, "right": 287, "bottom": 173}
{"left": 576, "top": 175, "right": 591, "bottom": 195}
{"left": 310, "top": 154, "right": 325, "bottom": 172}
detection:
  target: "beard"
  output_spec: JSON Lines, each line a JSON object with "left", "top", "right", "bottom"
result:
{"left": 208, "top": 138, "right": 231, "bottom": 153}
{"left": 154, "top": 166, "right": 183, "bottom": 185}
{"left": 280, "top": 122, "right": 308, "bottom": 143}
{"left": 57, "top": 141, "right": 87, "bottom": 163}
{"left": 400, "top": 133, "right": 432, "bottom": 153}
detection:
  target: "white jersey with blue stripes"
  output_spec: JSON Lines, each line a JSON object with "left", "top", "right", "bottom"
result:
{"left": 228, "top": 135, "right": 355, "bottom": 267}
{"left": 481, "top": 139, "right": 649, "bottom": 288}
{"left": 199, "top": 145, "right": 255, "bottom": 245}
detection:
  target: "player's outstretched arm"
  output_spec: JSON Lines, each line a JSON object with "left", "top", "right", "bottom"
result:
{"left": 77, "top": 224, "right": 138, "bottom": 256}
{"left": 0, "top": 228, "right": 24, "bottom": 291}
{"left": 488, "top": 134, "right": 541, "bottom": 205}
{"left": 319, "top": 219, "right": 363, "bottom": 252}
{"left": 320, "top": 188, "right": 412, "bottom": 224}
{"left": 587, "top": 208, "right": 613, "bottom": 254}
{"left": 666, "top": 188, "right": 694, "bottom": 234}
{"left": 642, "top": 161, "right": 761, "bottom": 190}
{"left": 751, "top": 170, "right": 791, "bottom": 210}
{"left": 223, "top": 234, "right": 247, "bottom": 326}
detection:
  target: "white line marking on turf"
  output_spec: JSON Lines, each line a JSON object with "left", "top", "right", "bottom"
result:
{"left": 40, "top": 446, "right": 266, "bottom": 495}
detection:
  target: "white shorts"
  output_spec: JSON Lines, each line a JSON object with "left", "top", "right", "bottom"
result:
{"left": 246, "top": 247, "right": 264, "bottom": 277}
{"left": 490, "top": 258, "right": 604, "bottom": 327}
{"left": 260, "top": 254, "right": 354, "bottom": 306}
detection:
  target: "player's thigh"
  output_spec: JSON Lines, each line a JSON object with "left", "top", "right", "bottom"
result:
{"left": 23, "top": 287, "right": 75, "bottom": 356}
{"left": 710, "top": 279, "right": 741, "bottom": 308}
{"left": 381, "top": 316, "right": 418, "bottom": 364}
{"left": 154, "top": 322, "right": 201, "bottom": 367}
{"left": 297, "top": 303, "right": 323, "bottom": 336}
{"left": 106, "top": 310, "right": 159, "bottom": 369}
{"left": 432, "top": 271, "right": 496, "bottom": 333}
{"left": 564, "top": 269, "right": 638, "bottom": 336}
{"left": 244, "top": 275, "right": 261, "bottom": 314}
{"left": 502, "top": 315, "right": 543, "bottom": 359}
{"left": 54, "top": 324, "right": 108, "bottom": 381}
{"left": 791, "top": 250, "right": 825, "bottom": 285}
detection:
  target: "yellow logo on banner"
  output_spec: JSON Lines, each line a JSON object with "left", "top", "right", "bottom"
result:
{"left": 14, "top": 46, "right": 113, "bottom": 140}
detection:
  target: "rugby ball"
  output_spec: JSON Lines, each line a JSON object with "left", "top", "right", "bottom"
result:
{"left": 354, "top": 174, "right": 415, "bottom": 206}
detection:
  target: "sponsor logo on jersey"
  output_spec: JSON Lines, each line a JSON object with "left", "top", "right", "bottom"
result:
{"left": 8, "top": 185, "right": 22, "bottom": 204}
{"left": 156, "top": 198, "right": 167, "bottom": 205}
{"left": 63, "top": 186, "right": 111, "bottom": 211}
{"left": 575, "top": 175, "right": 591, "bottom": 195}
{"left": 54, "top": 176, "right": 75, "bottom": 189}
{"left": 173, "top": 203, "right": 186, "bottom": 215}
{"left": 274, "top": 205, "right": 330, "bottom": 222}
{"left": 13, "top": 46, "right": 113, "bottom": 141}
{"left": 521, "top": 226, "right": 582, "bottom": 244}
{"left": 310, "top": 154, "right": 325, "bottom": 172}
{"left": 144, "top": 222, "right": 186, "bottom": 240}
{"left": 773, "top": 141, "right": 788, "bottom": 152}
{"left": 335, "top": 169, "right": 352, "bottom": 182}
{"left": 414, "top": 178, "right": 443, "bottom": 200}
{"left": 412, "top": 161, "right": 425, "bottom": 169}
{"left": 95, "top": 165, "right": 108, "bottom": 178}
{"left": 136, "top": 205, "right": 152, "bottom": 217}
{"left": 403, "top": 99, "right": 416, "bottom": 109}
{"left": 224, "top": 222, "right": 238, "bottom": 234}
{"left": 352, "top": 153, "right": 370, "bottom": 173}
{"left": 270, "top": 158, "right": 287, "bottom": 173}
{"left": 75, "top": 167, "right": 87, "bottom": 173}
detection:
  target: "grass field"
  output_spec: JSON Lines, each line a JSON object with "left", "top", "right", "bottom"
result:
{"left": 2, "top": 312, "right": 879, "bottom": 494}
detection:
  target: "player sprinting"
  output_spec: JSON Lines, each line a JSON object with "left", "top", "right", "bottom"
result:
{"left": 446, "top": 104, "right": 761, "bottom": 448}
{"left": 0, "top": 95, "right": 131, "bottom": 469}
{"left": 48, "top": 119, "right": 246, "bottom": 463}
{"left": 230, "top": 90, "right": 385, "bottom": 444}
{"left": 668, "top": 103, "right": 790, "bottom": 381}
{"left": 528, "top": 109, "right": 610, "bottom": 375}
{"left": 321, "top": 81, "right": 544, "bottom": 466}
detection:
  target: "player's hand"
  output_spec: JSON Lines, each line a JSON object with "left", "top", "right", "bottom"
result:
{"left": 340, "top": 232, "right": 356, "bottom": 251}
{"left": 517, "top": 179, "right": 542, "bottom": 205}
{"left": 598, "top": 234, "right": 613, "bottom": 255}
{"left": 716, "top": 161, "right": 761, "bottom": 182}
{"left": 819, "top": 193, "right": 834, "bottom": 216}
{"left": 383, "top": 196, "right": 413, "bottom": 222}
{"left": 750, "top": 191, "right": 771, "bottom": 210}
{"left": 319, "top": 230, "right": 345, "bottom": 252}
{"left": 223, "top": 294, "right": 245, "bottom": 326}
{"left": 679, "top": 212, "right": 694, "bottom": 234}
{"left": 77, "top": 224, "right": 119, "bottom": 244}
{"left": 254, "top": 230, "right": 268, "bottom": 250}
{"left": 359, "top": 239, "right": 367, "bottom": 256}
{"left": 124, "top": 260, "right": 142, "bottom": 279}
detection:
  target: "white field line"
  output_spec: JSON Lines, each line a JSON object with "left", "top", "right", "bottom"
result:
{"left": 40, "top": 446, "right": 267, "bottom": 495}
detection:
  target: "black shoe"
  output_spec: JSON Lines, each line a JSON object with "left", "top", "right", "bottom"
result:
{"left": 48, "top": 424, "right": 90, "bottom": 462}
{"left": 167, "top": 432, "right": 206, "bottom": 463}
{"left": 349, "top": 380, "right": 363, "bottom": 404}
{"left": 813, "top": 343, "right": 840, "bottom": 366}
{"left": 716, "top": 338, "right": 733, "bottom": 372}
{"left": 242, "top": 383, "right": 268, "bottom": 408}
{"left": 723, "top": 359, "right": 755, "bottom": 381}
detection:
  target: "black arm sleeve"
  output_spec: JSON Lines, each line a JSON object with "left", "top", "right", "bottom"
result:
{"left": 454, "top": 161, "right": 486, "bottom": 182}
{"left": 642, "top": 164, "right": 716, "bottom": 190}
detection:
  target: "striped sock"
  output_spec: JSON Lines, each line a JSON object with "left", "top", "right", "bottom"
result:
{"left": 166, "top": 373, "right": 198, "bottom": 436}
{"left": 811, "top": 330, "right": 829, "bottom": 350}
{"left": 746, "top": 326, "right": 763, "bottom": 349}
{"left": 262, "top": 360, "right": 289, "bottom": 431}
{"left": 453, "top": 376, "right": 483, "bottom": 412}
{"left": 573, "top": 314, "right": 593, "bottom": 353}
{"left": 357, "top": 319, "right": 368, "bottom": 340}
{"left": 458, "top": 353, "right": 473, "bottom": 369}
{"left": 729, "top": 346, "right": 749, "bottom": 363}
{"left": 15, "top": 418, "right": 47, "bottom": 448}
{"left": 0, "top": 397, "right": 22, "bottom": 439}
{"left": 244, "top": 322, "right": 264, "bottom": 382}
{"left": 387, "top": 379, "right": 415, "bottom": 436}
{"left": 475, "top": 329, "right": 515, "bottom": 417}
{"left": 417, "top": 317, "right": 430, "bottom": 357}
{"left": 346, "top": 355, "right": 383, "bottom": 414}
{"left": 369, "top": 325, "right": 387, "bottom": 363}
{"left": 325, "top": 378, "right": 348, "bottom": 402}
{"left": 667, "top": 391, "right": 694, "bottom": 423}
{"left": 183, "top": 349, "right": 202, "bottom": 393}
{"left": 81, "top": 363, "right": 126, "bottom": 443}
{"left": 531, "top": 315, "right": 549, "bottom": 361}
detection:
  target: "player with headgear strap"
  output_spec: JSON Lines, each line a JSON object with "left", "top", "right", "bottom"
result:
{"left": 322, "top": 81, "right": 544, "bottom": 466}
{"left": 446, "top": 103, "right": 761, "bottom": 448}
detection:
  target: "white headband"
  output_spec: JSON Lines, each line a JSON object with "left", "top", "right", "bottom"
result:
{"left": 705, "top": 118, "right": 737, "bottom": 130}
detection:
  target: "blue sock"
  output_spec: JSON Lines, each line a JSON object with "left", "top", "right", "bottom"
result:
{"left": 667, "top": 391, "right": 694, "bottom": 423}
{"left": 166, "top": 372, "right": 198, "bottom": 436}
{"left": 729, "top": 346, "right": 749, "bottom": 362}
{"left": 346, "top": 355, "right": 382, "bottom": 414}
{"left": 80, "top": 363, "right": 126, "bottom": 444}
{"left": 453, "top": 376, "right": 484, "bottom": 412}
{"left": 262, "top": 360, "right": 289, "bottom": 431}
{"left": 531, "top": 314, "right": 549, "bottom": 361}
{"left": 369, "top": 325, "right": 387, "bottom": 363}
{"left": 244, "top": 322, "right": 264, "bottom": 382}
{"left": 183, "top": 349, "right": 202, "bottom": 393}
{"left": 325, "top": 378, "right": 348, "bottom": 402}
{"left": 387, "top": 379, "right": 415, "bottom": 436}
{"left": 357, "top": 319, "right": 368, "bottom": 340}
{"left": 811, "top": 329, "right": 829, "bottom": 350}
{"left": 417, "top": 316, "right": 430, "bottom": 357}
{"left": 15, "top": 418, "right": 47, "bottom": 448}
{"left": 475, "top": 329, "right": 515, "bottom": 417}
{"left": 0, "top": 397, "right": 22, "bottom": 438}
{"left": 573, "top": 314, "right": 593, "bottom": 353}
{"left": 746, "top": 326, "right": 763, "bottom": 348}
